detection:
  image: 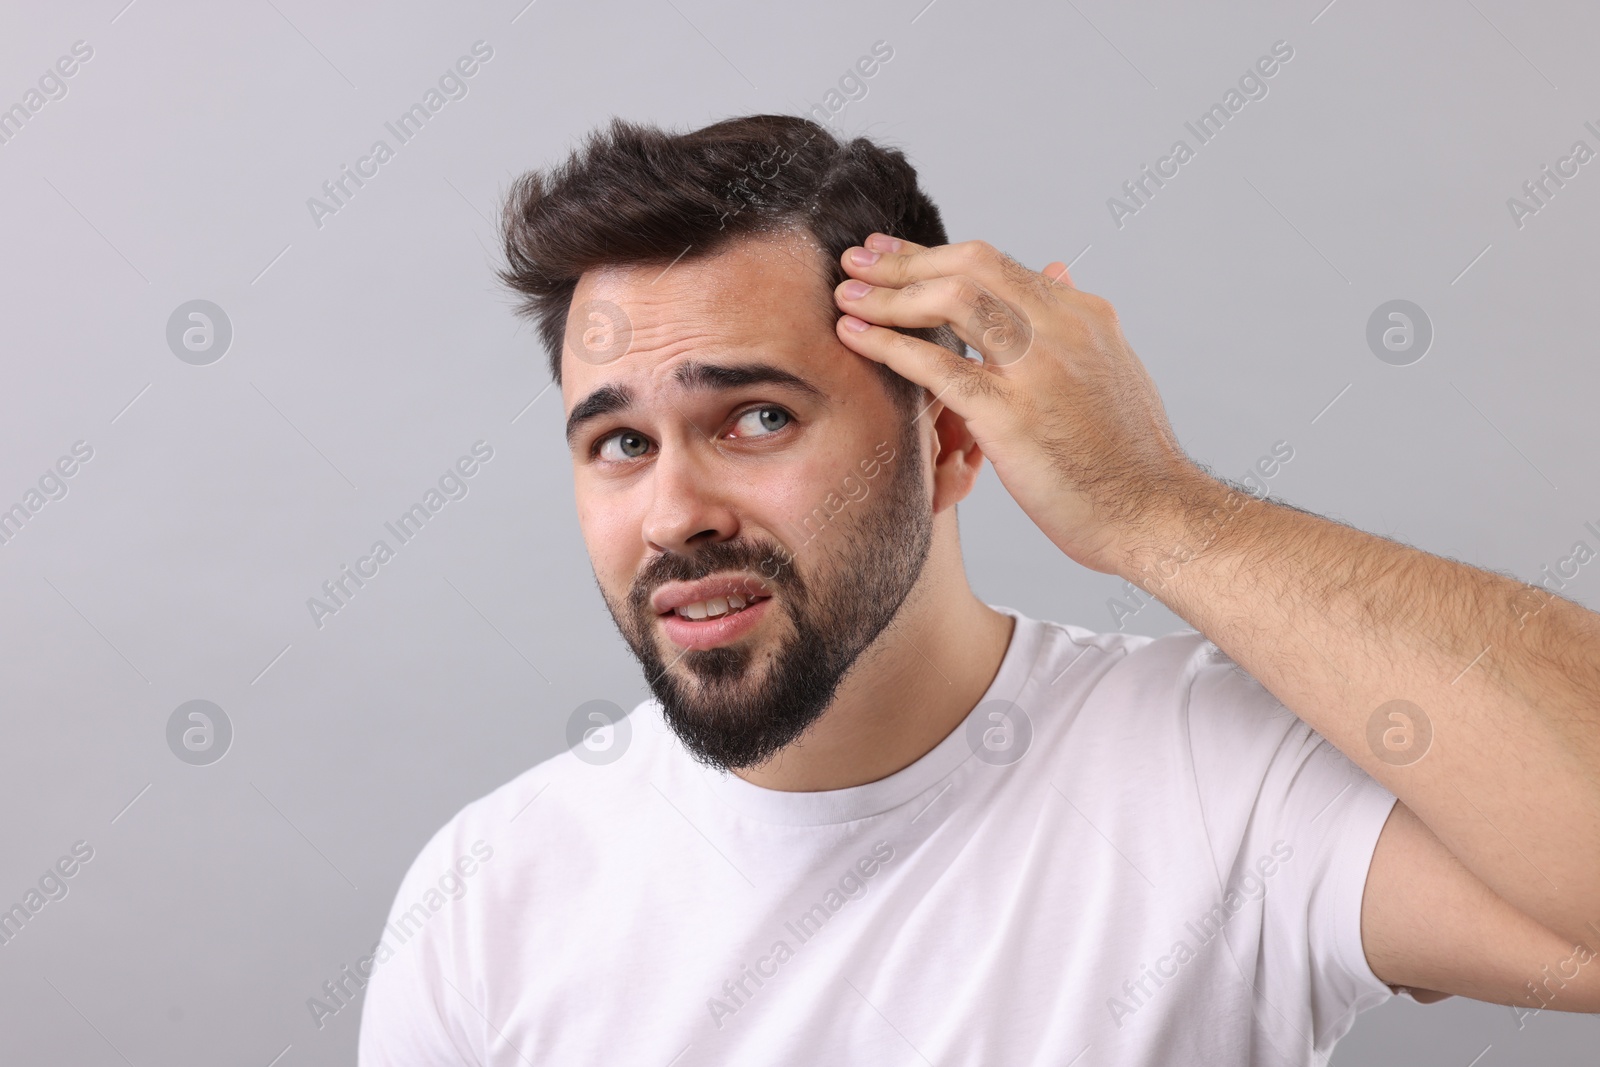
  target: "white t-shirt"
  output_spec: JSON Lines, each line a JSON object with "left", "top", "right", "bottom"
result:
{"left": 358, "top": 606, "right": 1398, "bottom": 1066}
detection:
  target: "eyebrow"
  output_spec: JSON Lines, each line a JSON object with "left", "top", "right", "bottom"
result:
{"left": 564, "top": 361, "right": 828, "bottom": 450}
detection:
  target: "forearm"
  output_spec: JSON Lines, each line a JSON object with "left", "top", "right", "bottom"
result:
{"left": 1122, "top": 473, "right": 1600, "bottom": 948}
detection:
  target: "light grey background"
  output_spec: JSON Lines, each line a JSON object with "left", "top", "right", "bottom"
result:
{"left": 1, "top": 0, "right": 1596, "bottom": 1063}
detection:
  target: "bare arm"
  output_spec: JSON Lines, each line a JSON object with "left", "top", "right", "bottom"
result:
{"left": 1127, "top": 476, "right": 1600, "bottom": 957}
{"left": 830, "top": 233, "right": 1600, "bottom": 1005}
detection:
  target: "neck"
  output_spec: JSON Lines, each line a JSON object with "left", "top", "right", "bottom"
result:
{"left": 732, "top": 534, "right": 1015, "bottom": 792}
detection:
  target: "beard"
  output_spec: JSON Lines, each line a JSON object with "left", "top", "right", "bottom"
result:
{"left": 601, "top": 421, "right": 932, "bottom": 773}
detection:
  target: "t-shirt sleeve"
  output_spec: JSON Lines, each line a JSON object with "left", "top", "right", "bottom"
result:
{"left": 1184, "top": 642, "right": 1399, "bottom": 1054}
{"left": 357, "top": 821, "right": 482, "bottom": 1067}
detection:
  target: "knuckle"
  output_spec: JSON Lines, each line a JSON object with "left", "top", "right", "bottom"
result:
{"left": 1002, "top": 255, "right": 1054, "bottom": 302}
{"left": 961, "top": 239, "right": 999, "bottom": 267}
{"left": 1082, "top": 292, "right": 1116, "bottom": 318}
{"left": 953, "top": 276, "right": 990, "bottom": 311}
{"left": 903, "top": 244, "right": 938, "bottom": 275}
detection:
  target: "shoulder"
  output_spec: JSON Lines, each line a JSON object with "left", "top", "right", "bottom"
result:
{"left": 1014, "top": 612, "right": 1260, "bottom": 731}
{"left": 1014, "top": 612, "right": 1327, "bottom": 799}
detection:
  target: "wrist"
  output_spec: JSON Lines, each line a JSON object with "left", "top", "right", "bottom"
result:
{"left": 1114, "top": 470, "right": 1262, "bottom": 599}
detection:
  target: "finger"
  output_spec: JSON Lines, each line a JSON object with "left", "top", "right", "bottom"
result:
{"left": 845, "top": 237, "right": 1061, "bottom": 312}
{"left": 863, "top": 232, "right": 926, "bottom": 255}
{"left": 835, "top": 275, "right": 1035, "bottom": 368}
{"left": 835, "top": 313, "right": 998, "bottom": 420}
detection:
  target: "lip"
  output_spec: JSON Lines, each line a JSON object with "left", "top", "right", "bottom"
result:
{"left": 650, "top": 573, "right": 772, "bottom": 616}
{"left": 659, "top": 595, "right": 771, "bottom": 651}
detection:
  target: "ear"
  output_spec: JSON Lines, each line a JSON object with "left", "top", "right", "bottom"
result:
{"left": 927, "top": 401, "right": 985, "bottom": 514}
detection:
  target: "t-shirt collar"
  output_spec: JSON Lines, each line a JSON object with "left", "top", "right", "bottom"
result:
{"left": 682, "top": 605, "right": 1042, "bottom": 826}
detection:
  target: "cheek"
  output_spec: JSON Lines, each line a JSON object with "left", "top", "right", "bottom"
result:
{"left": 764, "top": 459, "right": 832, "bottom": 522}
{"left": 576, "top": 488, "right": 637, "bottom": 586}
{"left": 760, "top": 450, "right": 871, "bottom": 544}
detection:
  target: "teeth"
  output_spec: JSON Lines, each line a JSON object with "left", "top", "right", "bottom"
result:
{"left": 673, "top": 594, "right": 762, "bottom": 620}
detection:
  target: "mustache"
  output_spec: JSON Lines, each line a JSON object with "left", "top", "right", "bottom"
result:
{"left": 627, "top": 538, "right": 799, "bottom": 616}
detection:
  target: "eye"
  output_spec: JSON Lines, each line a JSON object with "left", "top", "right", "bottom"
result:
{"left": 597, "top": 430, "right": 652, "bottom": 462}
{"left": 730, "top": 406, "right": 791, "bottom": 438}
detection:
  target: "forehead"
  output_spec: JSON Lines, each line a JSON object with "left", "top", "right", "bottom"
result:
{"left": 561, "top": 229, "right": 839, "bottom": 401}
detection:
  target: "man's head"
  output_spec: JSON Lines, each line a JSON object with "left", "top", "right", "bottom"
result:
{"left": 498, "top": 115, "right": 980, "bottom": 773}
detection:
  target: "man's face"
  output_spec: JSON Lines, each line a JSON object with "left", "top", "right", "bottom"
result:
{"left": 563, "top": 231, "right": 934, "bottom": 772}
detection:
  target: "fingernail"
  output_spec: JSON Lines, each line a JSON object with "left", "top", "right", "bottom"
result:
{"left": 866, "top": 234, "right": 902, "bottom": 252}
{"left": 841, "top": 314, "right": 870, "bottom": 332}
{"left": 842, "top": 280, "right": 873, "bottom": 299}
{"left": 849, "top": 248, "right": 880, "bottom": 267}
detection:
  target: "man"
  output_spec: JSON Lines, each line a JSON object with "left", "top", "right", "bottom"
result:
{"left": 357, "top": 114, "right": 1600, "bottom": 1064}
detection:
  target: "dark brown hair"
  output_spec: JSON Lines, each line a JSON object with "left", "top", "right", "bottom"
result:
{"left": 496, "top": 114, "right": 962, "bottom": 413}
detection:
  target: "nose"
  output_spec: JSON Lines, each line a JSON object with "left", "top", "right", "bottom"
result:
{"left": 640, "top": 443, "right": 739, "bottom": 556}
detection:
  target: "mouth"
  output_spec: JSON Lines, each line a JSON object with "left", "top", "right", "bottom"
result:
{"left": 650, "top": 572, "right": 773, "bottom": 617}
{"left": 649, "top": 579, "right": 774, "bottom": 655}
{"left": 660, "top": 591, "right": 770, "bottom": 621}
